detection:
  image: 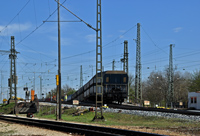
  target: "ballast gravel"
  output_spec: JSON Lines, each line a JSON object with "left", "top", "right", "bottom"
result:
{"left": 104, "top": 108, "right": 200, "bottom": 121}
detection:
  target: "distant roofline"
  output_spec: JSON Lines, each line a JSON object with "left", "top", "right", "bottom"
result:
{"left": 105, "top": 70, "right": 127, "bottom": 74}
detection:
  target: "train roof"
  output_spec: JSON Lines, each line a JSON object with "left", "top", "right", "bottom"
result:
{"left": 104, "top": 71, "right": 127, "bottom": 74}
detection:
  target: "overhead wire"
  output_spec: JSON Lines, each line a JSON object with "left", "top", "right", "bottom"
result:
{"left": 103, "top": 25, "right": 137, "bottom": 48}
{"left": 19, "top": 43, "right": 56, "bottom": 60}
{"left": 141, "top": 25, "right": 168, "bottom": 55}
{"left": 60, "top": 25, "right": 136, "bottom": 61}
{"left": 55, "top": 0, "right": 97, "bottom": 31}
{"left": 33, "top": 0, "right": 38, "bottom": 27}
{"left": 174, "top": 50, "right": 200, "bottom": 59}
{"left": 13, "top": 0, "right": 57, "bottom": 86}
{"left": 7, "top": 1, "right": 199, "bottom": 88}
{"left": 0, "top": 0, "right": 31, "bottom": 34}
{"left": 48, "top": 0, "right": 51, "bottom": 15}
{"left": 0, "top": 56, "right": 9, "bottom": 70}
{"left": 17, "top": 14, "right": 22, "bottom": 41}
{"left": 16, "top": 0, "right": 67, "bottom": 46}
{"left": 7, "top": 0, "right": 134, "bottom": 73}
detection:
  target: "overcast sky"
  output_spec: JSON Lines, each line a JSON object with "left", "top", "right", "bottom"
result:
{"left": 0, "top": 0, "right": 200, "bottom": 99}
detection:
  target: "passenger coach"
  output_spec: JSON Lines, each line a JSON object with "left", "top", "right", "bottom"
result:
{"left": 71, "top": 71, "right": 128, "bottom": 104}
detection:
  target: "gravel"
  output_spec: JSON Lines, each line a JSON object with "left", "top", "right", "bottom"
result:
{"left": 103, "top": 108, "right": 200, "bottom": 121}
{"left": 42, "top": 102, "right": 200, "bottom": 122}
{"left": 63, "top": 103, "right": 200, "bottom": 121}
{"left": 0, "top": 120, "right": 73, "bottom": 136}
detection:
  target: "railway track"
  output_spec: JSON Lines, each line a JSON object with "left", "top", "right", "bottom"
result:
{"left": 107, "top": 103, "right": 200, "bottom": 116}
{"left": 40, "top": 101, "right": 200, "bottom": 116}
{"left": 0, "top": 115, "right": 165, "bottom": 136}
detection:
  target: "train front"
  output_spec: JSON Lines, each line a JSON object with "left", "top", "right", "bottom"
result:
{"left": 103, "top": 71, "right": 128, "bottom": 104}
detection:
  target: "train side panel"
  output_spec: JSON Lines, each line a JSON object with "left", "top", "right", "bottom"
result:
{"left": 71, "top": 71, "right": 128, "bottom": 104}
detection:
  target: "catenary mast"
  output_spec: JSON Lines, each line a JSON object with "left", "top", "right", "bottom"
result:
{"left": 135, "top": 23, "right": 142, "bottom": 104}
{"left": 168, "top": 44, "right": 174, "bottom": 108}
{"left": 80, "top": 65, "right": 83, "bottom": 88}
{"left": 94, "top": 0, "right": 104, "bottom": 120}
{"left": 9, "top": 36, "right": 18, "bottom": 113}
{"left": 123, "top": 40, "right": 129, "bottom": 102}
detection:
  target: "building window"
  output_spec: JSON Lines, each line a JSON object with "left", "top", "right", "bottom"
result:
{"left": 191, "top": 97, "right": 193, "bottom": 103}
{"left": 106, "top": 77, "right": 109, "bottom": 82}
{"left": 123, "top": 77, "right": 126, "bottom": 83}
{"left": 194, "top": 97, "right": 197, "bottom": 103}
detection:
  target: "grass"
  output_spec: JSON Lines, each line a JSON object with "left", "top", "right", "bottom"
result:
{"left": 34, "top": 106, "right": 200, "bottom": 129}
{"left": 0, "top": 103, "right": 15, "bottom": 114}
{"left": 0, "top": 130, "right": 15, "bottom": 136}
{"left": 1, "top": 104, "right": 200, "bottom": 135}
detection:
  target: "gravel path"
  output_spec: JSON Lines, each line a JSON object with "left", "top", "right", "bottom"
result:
{"left": 0, "top": 120, "right": 73, "bottom": 136}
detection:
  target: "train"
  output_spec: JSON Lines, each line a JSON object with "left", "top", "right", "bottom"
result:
{"left": 71, "top": 71, "right": 128, "bottom": 104}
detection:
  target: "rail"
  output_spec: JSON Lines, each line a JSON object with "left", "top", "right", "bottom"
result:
{"left": 107, "top": 104, "right": 200, "bottom": 116}
{"left": 0, "top": 115, "right": 165, "bottom": 136}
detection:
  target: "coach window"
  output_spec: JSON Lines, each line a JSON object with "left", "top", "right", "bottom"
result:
{"left": 194, "top": 97, "right": 197, "bottom": 103}
{"left": 191, "top": 97, "right": 193, "bottom": 103}
{"left": 106, "top": 77, "right": 109, "bottom": 82}
{"left": 123, "top": 77, "right": 126, "bottom": 83}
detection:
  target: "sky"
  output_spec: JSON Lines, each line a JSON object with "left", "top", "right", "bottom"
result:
{"left": 0, "top": 0, "right": 200, "bottom": 100}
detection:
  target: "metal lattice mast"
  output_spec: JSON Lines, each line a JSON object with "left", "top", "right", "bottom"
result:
{"left": 168, "top": 44, "right": 174, "bottom": 107}
{"left": 9, "top": 36, "right": 17, "bottom": 104}
{"left": 124, "top": 40, "right": 128, "bottom": 73}
{"left": 80, "top": 65, "right": 83, "bottom": 88}
{"left": 94, "top": 0, "right": 104, "bottom": 120}
{"left": 135, "top": 23, "right": 142, "bottom": 103}
{"left": 123, "top": 40, "right": 129, "bottom": 102}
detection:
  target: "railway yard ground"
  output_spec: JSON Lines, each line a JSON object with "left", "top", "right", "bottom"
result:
{"left": 1, "top": 103, "right": 200, "bottom": 136}
{"left": 0, "top": 120, "right": 73, "bottom": 136}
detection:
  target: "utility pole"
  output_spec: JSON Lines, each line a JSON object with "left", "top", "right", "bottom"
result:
{"left": 135, "top": 23, "right": 142, "bottom": 105}
{"left": 168, "top": 44, "right": 174, "bottom": 108}
{"left": 43, "top": 0, "right": 63, "bottom": 120}
{"left": 80, "top": 65, "right": 83, "bottom": 88}
{"left": 55, "top": 0, "right": 103, "bottom": 120}
{"left": 56, "top": 0, "right": 62, "bottom": 120}
{"left": 112, "top": 59, "right": 115, "bottom": 71}
{"left": 93, "top": 0, "right": 104, "bottom": 121}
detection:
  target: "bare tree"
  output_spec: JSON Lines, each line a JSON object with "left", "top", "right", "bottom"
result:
{"left": 128, "top": 74, "right": 135, "bottom": 102}
{"left": 62, "top": 84, "right": 76, "bottom": 96}
{"left": 188, "top": 70, "right": 200, "bottom": 92}
{"left": 48, "top": 84, "right": 76, "bottom": 98}
{"left": 173, "top": 71, "right": 190, "bottom": 103}
{"left": 143, "top": 71, "right": 167, "bottom": 106}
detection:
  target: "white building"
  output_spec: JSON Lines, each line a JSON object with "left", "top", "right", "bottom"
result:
{"left": 188, "top": 92, "right": 200, "bottom": 109}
